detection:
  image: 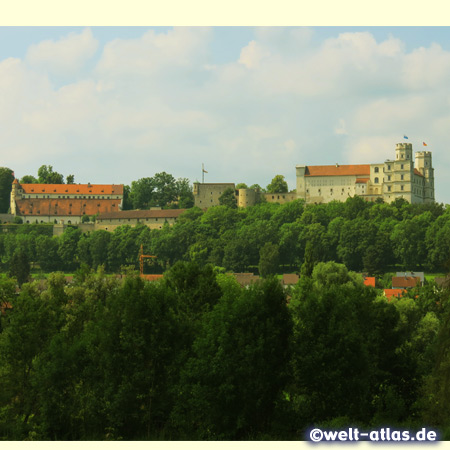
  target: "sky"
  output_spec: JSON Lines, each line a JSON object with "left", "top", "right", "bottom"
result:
{"left": 1, "top": 26, "right": 450, "bottom": 203}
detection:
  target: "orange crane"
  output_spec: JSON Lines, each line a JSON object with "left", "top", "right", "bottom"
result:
{"left": 139, "top": 244, "right": 156, "bottom": 276}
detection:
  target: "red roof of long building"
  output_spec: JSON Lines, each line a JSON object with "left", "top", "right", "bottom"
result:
{"left": 18, "top": 183, "right": 123, "bottom": 195}
{"left": 305, "top": 165, "right": 371, "bottom": 177}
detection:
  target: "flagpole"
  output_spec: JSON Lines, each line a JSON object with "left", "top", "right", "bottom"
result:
{"left": 202, "top": 163, "right": 204, "bottom": 183}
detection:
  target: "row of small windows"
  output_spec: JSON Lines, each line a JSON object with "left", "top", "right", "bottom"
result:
{"left": 28, "top": 195, "right": 119, "bottom": 199}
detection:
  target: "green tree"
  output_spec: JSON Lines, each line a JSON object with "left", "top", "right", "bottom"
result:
{"left": 218, "top": 187, "right": 237, "bottom": 209}
{"left": 258, "top": 242, "right": 280, "bottom": 277}
{"left": 289, "top": 262, "right": 400, "bottom": 425}
{"left": 130, "top": 177, "right": 154, "bottom": 209}
{"left": 19, "top": 175, "right": 38, "bottom": 184}
{"left": 37, "top": 165, "right": 64, "bottom": 184}
{"left": 236, "top": 183, "right": 248, "bottom": 189}
{"left": 66, "top": 174, "right": 75, "bottom": 184}
{"left": 173, "top": 277, "right": 291, "bottom": 439}
{"left": 175, "top": 178, "right": 194, "bottom": 209}
{"left": 8, "top": 249, "right": 30, "bottom": 286}
{"left": 266, "top": 175, "right": 288, "bottom": 194}
{"left": 0, "top": 167, "right": 14, "bottom": 213}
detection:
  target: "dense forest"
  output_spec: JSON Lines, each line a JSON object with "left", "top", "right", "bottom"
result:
{"left": 1, "top": 196, "right": 450, "bottom": 440}
{"left": 0, "top": 262, "right": 449, "bottom": 439}
{"left": 1, "top": 196, "right": 449, "bottom": 278}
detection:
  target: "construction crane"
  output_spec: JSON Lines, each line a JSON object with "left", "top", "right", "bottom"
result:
{"left": 139, "top": 244, "right": 156, "bottom": 276}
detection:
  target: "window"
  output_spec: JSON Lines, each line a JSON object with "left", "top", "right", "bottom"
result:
{"left": 401, "top": 185, "right": 404, "bottom": 191}
{"left": 374, "top": 167, "right": 379, "bottom": 173}
{"left": 375, "top": 177, "right": 379, "bottom": 184}
{"left": 401, "top": 175, "right": 404, "bottom": 180}
{"left": 388, "top": 165, "right": 391, "bottom": 170}
{"left": 388, "top": 175, "right": 391, "bottom": 181}
{"left": 401, "top": 164, "right": 404, "bottom": 169}
{"left": 388, "top": 186, "right": 391, "bottom": 192}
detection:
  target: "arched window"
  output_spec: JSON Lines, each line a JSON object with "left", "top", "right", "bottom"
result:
{"left": 374, "top": 167, "right": 379, "bottom": 173}
{"left": 375, "top": 177, "right": 379, "bottom": 184}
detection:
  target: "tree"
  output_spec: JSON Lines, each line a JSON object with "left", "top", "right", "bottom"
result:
{"left": 175, "top": 178, "right": 194, "bottom": 209}
{"left": 173, "top": 278, "right": 291, "bottom": 439}
{"left": 289, "top": 262, "right": 399, "bottom": 424}
{"left": 0, "top": 167, "right": 14, "bottom": 213}
{"left": 218, "top": 187, "right": 237, "bottom": 209}
{"left": 130, "top": 177, "right": 154, "bottom": 209}
{"left": 8, "top": 249, "right": 30, "bottom": 286}
{"left": 266, "top": 175, "right": 288, "bottom": 194}
{"left": 122, "top": 185, "right": 133, "bottom": 211}
{"left": 37, "top": 165, "right": 64, "bottom": 184}
{"left": 19, "top": 175, "right": 38, "bottom": 184}
{"left": 236, "top": 183, "right": 248, "bottom": 189}
{"left": 66, "top": 174, "right": 75, "bottom": 184}
{"left": 152, "top": 172, "right": 178, "bottom": 207}
{"left": 258, "top": 242, "right": 280, "bottom": 277}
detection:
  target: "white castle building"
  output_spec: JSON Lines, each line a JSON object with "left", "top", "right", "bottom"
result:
{"left": 296, "top": 142, "right": 434, "bottom": 204}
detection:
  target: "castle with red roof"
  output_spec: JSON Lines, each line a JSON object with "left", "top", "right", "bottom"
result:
{"left": 296, "top": 142, "right": 434, "bottom": 204}
{"left": 10, "top": 180, "right": 124, "bottom": 224}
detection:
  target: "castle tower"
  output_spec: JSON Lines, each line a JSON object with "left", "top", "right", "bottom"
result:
{"left": 296, "top": 166, "right": 307, "bottom": 200}
{"left": 395, "top": 143, "right": 413, "bottom": 161}
{"left": 10, "top": 179, "right": 20, "bottom": 215}
{"left": 415, "top": 151, "right": 435, "bottom": 202}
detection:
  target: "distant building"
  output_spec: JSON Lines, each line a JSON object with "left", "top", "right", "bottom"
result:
{"left": 193, "top": 182, "right": 235, "bottom": 208}
{"left": 193, "top": 182, "right": 297, "bottom": 208}
{"left": 95, "top": 208, "right": 186, "bottom": 232}
{"left": 11, "top": 180, "right": 124, "bottom": 224}
{"left": 363, "top": 276, "right": 376, "bottom": 287}
{"left": 384, "top": 289, "right": 407, "bottom": 300}
{"left": 392, "top": 276, "right": 421, "bottom": 289}
{"left": 296, "top": 143, "right": 434, "bottom": 204}
{"left": 396, "top": 271, "right": 425, "bottom": 284}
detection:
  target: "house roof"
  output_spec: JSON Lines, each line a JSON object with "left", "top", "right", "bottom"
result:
{"left": 282, "top": 274, "right": 299, "bottom": 285}
{"left": 384, "top": 289, "right": 406, "bottom": 300}
{"left": 355, "top": 178, "right": 370, "bottom": 184}
{"left": 363, "top": 277, "right": 376, "bottom": 287}
{"left": 97, "top": 209, "right": 187, "bottom": 220}
{"left": 392, "top": 276, "right": 420, "bottom": 288}
{"left": 141, "top": 274, "right": 164, "bottom": 282}
{"left": 414, "top": 169, "right": 424, "bottom": 177}
{"left": 16, "top": 198, "right": 121, "bottom": 217}
{"left": 18, "top": 183, "right": 124, "bottom": 195}
{"left": 232, "top": 273, "right": 260, "bottom": 286}
{"left": 304, "top": 164, "right": 371, "bottom": 177}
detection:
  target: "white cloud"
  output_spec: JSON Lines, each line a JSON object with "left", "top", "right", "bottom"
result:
{"left": 3, "top": 27, "right": 450, "bottom": 203}
{"left": 26, "top": 28, "right": 98, "bottom": 75}
{"left": 95, "top": 27, "right": 212, "bottom": 77}
{"left": 239, "top": 40, "right": 270, "bottom": 69}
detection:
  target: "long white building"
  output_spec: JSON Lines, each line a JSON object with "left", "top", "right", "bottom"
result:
{"left": 296, "top": 143, "right": 434, "bottom": 204}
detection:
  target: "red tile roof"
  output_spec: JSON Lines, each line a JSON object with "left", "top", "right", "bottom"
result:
{"left": 19, "top": 183, "right": 123, "bottom": 195}
{"left": 414, "top": 169, "right": 424, "bottom": 177}
{"left": 364, "top": 277, "right": 376, "bottom": 287}
{"left": 97, "top": 209, "right": 187, "bottom": 220}
{"left": 392, "top": 276, "right": 420, "bottom": 289}
{"left": 384, "top": 289, "right": 406, "bottom": 300}
{"left": 305, "top": 165, "right": 370, "bottom": 177}
{"left": 355, "top": 178, "right": 370, "bottom": 184}
{"left": 16, "top": 198, "right": 121, "bottom": 217}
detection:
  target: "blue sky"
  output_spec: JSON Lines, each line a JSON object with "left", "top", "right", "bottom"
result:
{"left": 1, "top": 26, "right": 450, "bottom": 203}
